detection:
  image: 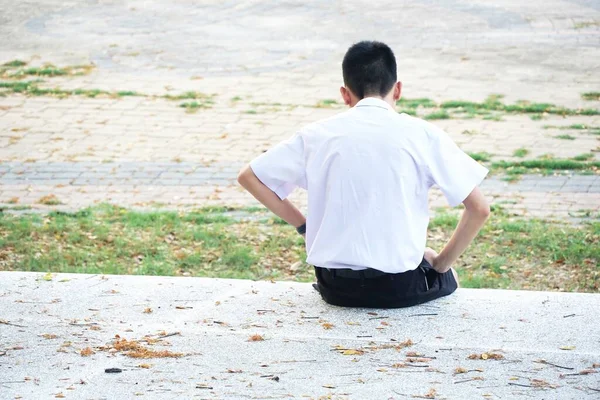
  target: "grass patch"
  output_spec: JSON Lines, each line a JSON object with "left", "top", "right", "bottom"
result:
{"left": 554, "top": 134, "right": 576, "bottom": 140}
{"left": 397, "top": 98, "right": 436, "bottom": 108}
{"left": 179, "top": 101, "right": 213, "bottom": 113}
{"left": 315, "top": 99, "right": 339, "bottom": 108}
{"left": 428, "top": 210, "right": 599, "bottom": 292}
{"left": 572, "top": 153, "right": 594, "bottom": 161}
{"left": 1, "top": 205, "right": 597, "bottom": 292}
{"left": 468, "top": 152, "right": 492, "bottom": 162}
{"left": 513, "top": 148, "right": 529, "bottom": 158}
{"left": 0, "top": 80, "right": 217, "bottom": 108}
{"left": 1, "top": 63, "right": 94, "bottom": 79}
{"left": 2, "top": 60, "right": 27, "bottom": 68}
{"left": 0, "top": 205, "right": 310, "bottom": 281}
{"left": 163, "top": 91, "right": 211, "bottom": 100}
{"left": 424, "top": 110, "right": 450, "bottom": 120}
{"left": 582, "top": 92, "right": 600, "bottom": 101}
{"left": 492, "top": 159, "right": 600, "bottom": 171}
{"left": 395, "top": 94, "right": 598, "bottom": 120}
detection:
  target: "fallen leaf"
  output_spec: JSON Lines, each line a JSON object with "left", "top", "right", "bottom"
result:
{"left": 43, "top": 272, "right": 53, "bottom": 281}
{"left": 248, "top": 334, "right": 264, "bottom": 342}
{"left": 55, "top": 393, "right": 65, "bottom": 398}
{"left": 138, "top": 364, "right": 152, "bottom": 369}
{"left": 80, "top": 347, "right": 95, "bottom": 357}
{"left": 468, "top": 352, "right": 504, "bottom": 360}
{"left": 560, "top": 345, "right": 575, "bottom": 351}
{"left": 321, "top": 322, "right": 334, "bottom": 330}
{"left": 341, "top": 349, "right": 364, "bottom": 356}
{"left": 323, "top": 384, "right": 336, "bottom": 388}
{"left": 143, "top": 308, "right": 153, "bottom": 314}
{"left": 454, "top": 367, "right": 467, "bottom": 374}
{"left": 41, "top": 333, "right": 58, "bottom": 339}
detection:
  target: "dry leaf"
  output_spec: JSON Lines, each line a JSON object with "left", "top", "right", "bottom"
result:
{"left": 323, "top": 384, "right": 336, "bottom": 389}
{"left": 342, "top": 349, "right": 364, "bottom": 356}
{"left": 468, "top": 352, "right": 504, "bottom": 360}
{"left": 138, "top": 364, "right": 152, "bottom": 369}
{"left": 321, "top": 322, "right": 334, "bottom": 330}
{"left": 454, "top": 367, "right": 468, "bottom": 374}
{"left": 248, "top": 334, "right": 264, "bottom": 342}
{"left": 413, "top": 388, "right": 437, "bottom": 399}
{"left": 55, "top": 393, "right": 65, "bottom": 398}
{"left": 559, "top": 345, "right": 575, "bottom": 350}
{"left": 41, "top": 334, "right": 58, "bottom": 339}
{"left": 80, "top": 347, "right": 95, "bottom": 357}
{"left": 89, "top": 325, "right": 101, "bottom": 331}
{"left": 143, "top": 308, "right": 153, "bottom": 314}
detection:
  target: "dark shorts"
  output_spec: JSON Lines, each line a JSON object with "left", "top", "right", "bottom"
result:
{"left": 314, "top": 259, "right": 458, "bottom": 308}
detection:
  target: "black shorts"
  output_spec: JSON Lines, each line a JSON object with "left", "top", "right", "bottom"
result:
{"left": 314, "top": 259, "right": 457, "bottom": 308}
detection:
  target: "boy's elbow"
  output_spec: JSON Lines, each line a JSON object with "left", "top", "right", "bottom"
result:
{"left": 477, "top": 202, "right": 491, "bottom": 219}
{"left": 237, "top": 165, "right": 253, "bottom": 186}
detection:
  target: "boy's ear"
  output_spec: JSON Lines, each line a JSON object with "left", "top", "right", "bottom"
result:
{"left": 340, "top": 86, "right": 352, "bottom": 106}
{"left": 393, "top": 81, "right": 402, "bottom": 101}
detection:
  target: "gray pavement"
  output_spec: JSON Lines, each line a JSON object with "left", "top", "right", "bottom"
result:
{"left": 1, "top": 272, "right": 599, "bottom": 399}
{"left": 1, "top": 0, "right": 600, "bottom": 220}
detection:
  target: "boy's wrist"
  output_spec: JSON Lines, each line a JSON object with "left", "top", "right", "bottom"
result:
{"left": 296, "top": 222, "right": 307, "bottom": 235}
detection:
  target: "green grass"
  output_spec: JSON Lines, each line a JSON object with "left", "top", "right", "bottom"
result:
{"left": 572, "top": 153, "right": 594, "bottom": 161}
{"left": 397, "top": 98, "right": 436, "bottom": 108}
{"left": 424, "top": 110, "right": 450, "bottom": 120}
{"left": 582, "top": 92, "right": 600, "bottom": 101}
{"left": 395, "top": 94, "right": 599, "bottom": 120}
{"left": 1, "top": 205, "right": 597, "bottom": 292}
{"left": 512, "top": 148, "right": 529, "bottom": 158}
{"left": 179, "top": 101, "right": 213, "bottom": 113}
{"left": 554, "top": 134, "right": 576, "bottom": 140}
{"left": 316, "top": 99, "right": 339, "bottom": 108}
{"left": 1, "top": 63, "right": 94, "bottom": 79}
{"left": 468, "top": 152, "right": 492, "bottom": 162}
{"left": 163, "top": 91, "right": 211, "bottom": 100}
{"left": 492, "top": 159, "right": 600, "bottom": 171}
{"left": 530, "top": 113, "right": 543, "bottom": 120}
{"left": 427, "top": 210, "right": 599, "bottom": 291}
{"left": 0, "top": 80, "right": 217, "bottom": 109}
{"left": 2, "top": 60, "right": 27, "bottom": 67}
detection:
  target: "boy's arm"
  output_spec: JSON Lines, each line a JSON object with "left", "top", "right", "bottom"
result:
{"left": 237, "top": 165, "right": 306, "bottom": 228}
{"left": 429, "top": 186, "right": 490, "bottom": 273}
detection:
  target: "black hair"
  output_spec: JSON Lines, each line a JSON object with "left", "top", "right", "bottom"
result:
{"left": 342, "top": 41, "right": 397, "bottom": 99}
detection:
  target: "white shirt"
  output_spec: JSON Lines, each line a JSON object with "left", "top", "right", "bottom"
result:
{"left": 250, "top": 97, "right": 488, "bottom": 273}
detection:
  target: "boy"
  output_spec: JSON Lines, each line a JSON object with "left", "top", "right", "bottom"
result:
{"left": 238, "top": 41, "right": 490, "bottom": 308}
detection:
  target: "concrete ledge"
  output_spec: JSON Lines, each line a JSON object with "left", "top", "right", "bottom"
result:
{"left": 1, "top": 272, "right": 599, "bottom": 399}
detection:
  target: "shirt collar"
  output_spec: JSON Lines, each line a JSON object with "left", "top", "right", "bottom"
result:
{"left": 355, "top": 97, "right": 395, "bottom": 112}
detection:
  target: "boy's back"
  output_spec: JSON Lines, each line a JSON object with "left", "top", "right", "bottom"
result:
{"left": 239, "top": 41, "right": 490, "bottom": 308}
{"left": 251, "top": 97, "right": 486, "bottom": 273}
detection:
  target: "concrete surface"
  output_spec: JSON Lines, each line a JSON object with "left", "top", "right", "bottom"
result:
{"left": 1, "top": 271, "right": 599, "bottom": 399}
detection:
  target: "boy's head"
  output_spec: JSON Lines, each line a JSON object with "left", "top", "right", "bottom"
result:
{"left": 340, "top": 41, "right": 401, "bottom": 106}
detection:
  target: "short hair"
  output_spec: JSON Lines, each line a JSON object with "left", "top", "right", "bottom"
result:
{"left": 342, "top": 41, "right": 397, "bottom": 99}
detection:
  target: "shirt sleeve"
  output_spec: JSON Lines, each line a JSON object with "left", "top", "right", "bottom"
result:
{"left": 425, "top": 124, "right": 489, "bottom": 207}
{"left": 249, "top": 133, "right": 307, "bottom": 200}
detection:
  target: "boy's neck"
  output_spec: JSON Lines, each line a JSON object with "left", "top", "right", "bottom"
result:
{"left": 353, "top": 95, "right": 395, "bottom": 109}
